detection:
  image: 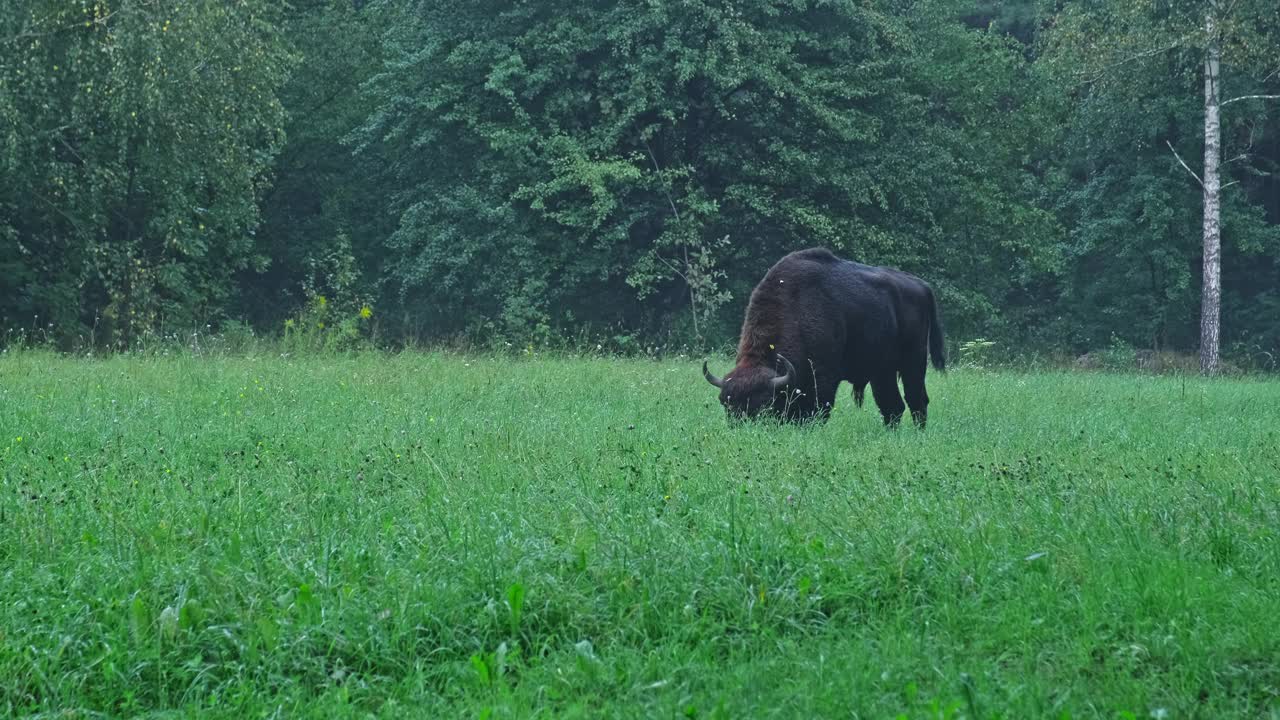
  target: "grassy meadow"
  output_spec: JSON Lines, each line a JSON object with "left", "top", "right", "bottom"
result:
{"left": 1, "top": 350, "right": 1278, "bottom": 718}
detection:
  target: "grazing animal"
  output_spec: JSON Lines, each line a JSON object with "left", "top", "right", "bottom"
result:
{"left": 702, "top": 247, "right": 945, "bottom": 427}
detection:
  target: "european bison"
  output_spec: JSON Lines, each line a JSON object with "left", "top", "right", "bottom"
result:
{"left": 703, "top": 247, "right": 945, "bottom": 427}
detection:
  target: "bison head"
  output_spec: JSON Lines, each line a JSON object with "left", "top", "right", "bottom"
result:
{"left": 703, "top": 354, "right": 796, "bottom": 420}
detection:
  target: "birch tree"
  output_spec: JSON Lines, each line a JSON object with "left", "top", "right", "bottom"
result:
{"left": 0, "top": 0, "right": 292, "bottom": 347}
{"left": 1044, "top": 0, "right": 1280, "bottom": 374}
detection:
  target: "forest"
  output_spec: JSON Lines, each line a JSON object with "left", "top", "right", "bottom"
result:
{"left": 5, "top": 4, "right": 1280, "bottom": 716}
{"left": 3, "top": 0, "right": 1279, "bottom": 369}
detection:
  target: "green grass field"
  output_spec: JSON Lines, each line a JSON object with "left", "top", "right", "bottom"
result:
{"left": 2, "top": 351, "right": 1278, "bottom": 718}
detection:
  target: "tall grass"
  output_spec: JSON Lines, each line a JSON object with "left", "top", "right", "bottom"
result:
{"left": 1, "top": 351, "right": 1277, "bottom": 717}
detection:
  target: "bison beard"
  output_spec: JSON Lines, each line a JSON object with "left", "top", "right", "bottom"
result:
{"left": 704, "top": 247, "right": 945, "bottom": 427}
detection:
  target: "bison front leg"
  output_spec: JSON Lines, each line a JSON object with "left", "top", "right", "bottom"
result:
{"left": 782, "top": 377, "right": 838, "bottom": 423}
{"left": 869, "top": 374, "right": 906, "bottom": 428}
{"left": 815, "top": 380, "right": 839, "bottom": 422}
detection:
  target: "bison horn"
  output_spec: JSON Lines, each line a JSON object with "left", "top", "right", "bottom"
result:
{"left": 702, "top": 361, "right": 725, "bottom": 388}
{"left": 771, "top": 354, "right": 796, "bottom": 391}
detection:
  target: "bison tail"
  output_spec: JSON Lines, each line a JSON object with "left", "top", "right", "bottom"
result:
{"left": 928, "top": 290, "right": 946, "bottom": 372}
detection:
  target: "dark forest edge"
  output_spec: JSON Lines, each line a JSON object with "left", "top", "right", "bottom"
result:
{"left": 3, "top": 323, "right": 1276, "bottom": 376}
{"left": 3, "top": 0, "right": 1278, "bottom": 367}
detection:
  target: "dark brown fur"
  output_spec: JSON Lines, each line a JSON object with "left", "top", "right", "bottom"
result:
{"left": 706, "top": 248, "right": 945, "bottom": 427}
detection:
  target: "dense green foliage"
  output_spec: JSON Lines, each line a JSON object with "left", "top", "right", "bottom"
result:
{"left": 3, "top": 352, "right": 1279, "bottom": 716}
{"left": 1, "top": 0, "right": 293, "bottom": 347}
{"left": 1041, "top": 0, "right": 1280, "bottom": 360}
{"left": 3, "top": 0, "right": 1279, "bottom": 363}
{"left": 355, "top": 0, "right": 1057, "bottom": 345}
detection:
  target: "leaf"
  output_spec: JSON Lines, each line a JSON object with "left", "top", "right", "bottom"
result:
{"left": 129, "top": 597, "right": 149, "bottom": 641}
{"left": 506, "top": 581, "right": 526, "bottom": 636}
{"left": 179, "top": 600, "right": 203, "bottom": 630}
{"left": 470, "top": 653, "right": 491, "bottom": 687}
{"left": 256, "top": 616, "right": 279, "bottom": 651}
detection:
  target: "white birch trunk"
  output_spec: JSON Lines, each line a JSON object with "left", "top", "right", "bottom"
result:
{"left": 1200, "top": 8, "right": 1222, "bottom": 375}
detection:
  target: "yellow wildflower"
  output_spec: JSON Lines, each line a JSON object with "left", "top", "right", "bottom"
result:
{"left": 359, "top": 305, "right": 373, "bottom": 319}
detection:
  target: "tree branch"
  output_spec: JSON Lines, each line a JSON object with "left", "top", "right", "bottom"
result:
{"left": 1166, "top": 141, "right": 1203, "bottom": 187}
{"left": 642, "top": 138, "right": 679, "bottom": 222}
{"left": 1221, "top": 94, "right": 1280, "bottom": 106}
{"left": 1076, "top": 37, "right": 1190, "bottom": 87}
{"left": 655, "top": 254, "right": 688, "bottom": 282}
{"left": 1, "top": 9, "right": 122, "bottom": 45}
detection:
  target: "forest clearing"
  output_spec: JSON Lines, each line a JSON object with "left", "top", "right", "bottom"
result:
{"left": 3, "top": 352, "right": 1277, "bottom": 717}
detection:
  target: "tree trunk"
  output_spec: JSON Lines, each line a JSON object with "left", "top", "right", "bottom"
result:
{"left": 1200, "top": 8, "right": 1222, "bottom": 375}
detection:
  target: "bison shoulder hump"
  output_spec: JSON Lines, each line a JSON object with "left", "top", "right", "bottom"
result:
{"left": 782, "top": 247, "right": 840, "bottom": 265}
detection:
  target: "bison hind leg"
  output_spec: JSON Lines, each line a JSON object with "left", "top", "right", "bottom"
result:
{"left": 852, "top": 380, "right": 867, "bottom": 408}
{"left": 869, "top": 374, "right": 907, "bottom": 428}
{"left": 901, "top": 356, "right": 930, "bottom": 430}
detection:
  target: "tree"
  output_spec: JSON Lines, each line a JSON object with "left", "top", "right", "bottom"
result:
{"left": 1043, "top": 0, "right": 1280, "bottom": 373}
{"left": 252, "top": 0, "right": 394, "bottom": 329}
{"left": 355, "top": 0, "right": 1058, "bottom": 346}
{"left": 0, "top": 0, "right": 292, "bottom": 347}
